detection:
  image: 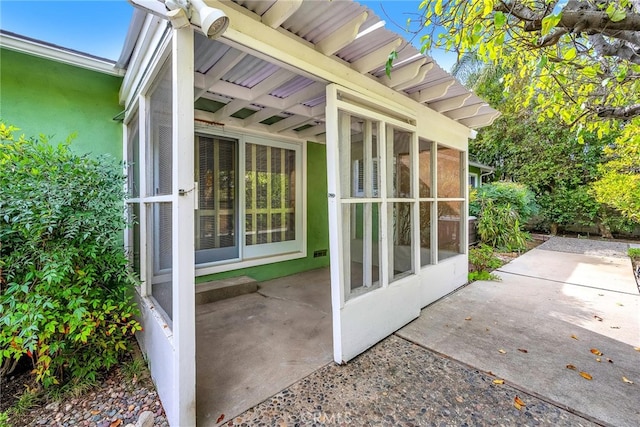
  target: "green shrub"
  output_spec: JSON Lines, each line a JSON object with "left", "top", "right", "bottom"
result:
{"left": 476, "top": 200, "right": 530, "bottom": 251}
{"left": 470, "top": 182, "right": 534, "bottom": 252}
{"left": 470, "top": 181, "right": 538, "bottom": 222}
{"left": 468, "top": 244, "right": 502, "bottom": 282}
{"left": 0, "top": 123, "right": 141, "bottom": 388}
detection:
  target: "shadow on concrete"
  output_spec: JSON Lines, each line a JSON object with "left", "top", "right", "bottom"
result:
{"left": 195, "top": 268, "right": 332, "bottom": 426}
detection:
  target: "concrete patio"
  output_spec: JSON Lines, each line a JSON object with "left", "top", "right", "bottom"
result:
{"left": 195, "top": 268, "right": 333, "bottom": 426}
{"left": 398, "top": 237, "right": 640, "bottom": 426}
{"left": 196, "top": 237, "right": 639, "bottom": 426}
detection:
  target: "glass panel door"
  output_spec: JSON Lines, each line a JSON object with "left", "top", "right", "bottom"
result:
{"left": 195, "top": 135, "right": 239, "bottom": 264}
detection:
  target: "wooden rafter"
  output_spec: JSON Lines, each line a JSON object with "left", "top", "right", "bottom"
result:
{"left": 316, "top": 12, "right": 368, "bottom": 56}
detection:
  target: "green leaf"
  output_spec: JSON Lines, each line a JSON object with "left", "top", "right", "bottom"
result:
{"left": 434, "top": 0, "right": 443, "bottom": 16}
{"left": 494, "top": 11, "right": 506, "bottom": 28}
{"left": 483, "top": 0, "right": 493, "bottom": 17}
{"left": 606, "top": 4, "right": 626, "bottom": 22}
{"left": 540, "top": 12, "right": 562, "bottom": 36}
{"left": 564, "top": 47, "right": 577, "bottom": 61}
{"left": 385, "top": 50, "right": 398, "bottom": 79}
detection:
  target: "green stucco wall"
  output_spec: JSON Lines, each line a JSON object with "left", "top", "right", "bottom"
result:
{"left": 197, "top": 141, "right": 330, "bottom": 284}
{"left": 469, "top": 165, "right": 481, "bottom": 176}
{"left": 0, "top": 48, "right": 123, "bottom": 159}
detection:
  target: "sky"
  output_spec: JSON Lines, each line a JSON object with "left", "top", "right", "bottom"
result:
{"left": 0, "top": 0, "right": 456, "bottom": 70}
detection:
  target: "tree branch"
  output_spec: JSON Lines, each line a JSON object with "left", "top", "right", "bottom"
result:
{"left": 523, "top": 10, "right": 640, "bottom": 33}
{"left": 589, "top": 34, "right": 640, "bottom": 64}
{"left": 596, "top": 104, "right": 640, "bottom": 119}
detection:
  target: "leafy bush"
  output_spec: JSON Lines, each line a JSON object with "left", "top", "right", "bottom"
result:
{"left": 468, "top": 244, "right": 502, "bottom": 282}
{"left": 470, "top": 181, "right": 538, "bottom": 222}
{"left": 470, "top": 182, "right": 534, "bottom": 252}
{"left": 0, "top": 123, "right": 141, "bottom": 388}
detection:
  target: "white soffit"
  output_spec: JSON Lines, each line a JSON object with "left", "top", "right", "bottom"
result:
{"left": 164, "top": 0, "right": 500, "bottom": 140}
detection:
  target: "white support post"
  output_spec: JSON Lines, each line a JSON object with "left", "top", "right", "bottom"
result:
{"left": 171, "top": 26, "right": 196, "bottom": 427}
{"left": 326, "top": 84, "right": 344, "bottom": 364}
{"left": 138, "top": 95, "right": 149, "bottom": 296}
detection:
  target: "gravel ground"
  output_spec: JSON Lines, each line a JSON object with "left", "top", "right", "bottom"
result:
{"left": 226, "top": 335, "right": 596, "bottom": 427}
{"left": 3, "top": 362, "right": 169, "bottom": 427}
{"left": 538, "top": 236, "right": 630, "bottom": 258}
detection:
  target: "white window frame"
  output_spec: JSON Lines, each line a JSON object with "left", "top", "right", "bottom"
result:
{"left": 193, "top": 125, "right": 306, "bottom": 276}
{"left": 469, "top": 172, "right": 479, "bottom": 188}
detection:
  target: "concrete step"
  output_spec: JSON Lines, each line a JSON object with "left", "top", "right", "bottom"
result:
{"left": 195, "top": 276, "right": 258, "bottom": 305}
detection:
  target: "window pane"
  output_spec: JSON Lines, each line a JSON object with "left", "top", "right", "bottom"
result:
{"left": 147, "top": 56, "right": 172, "bottom": 196}
{"left": 437, "top": 145, "right": 462, "bottom": 198}
{"left": 127, "top": 203, "right": 141, "bottom": 275}
{"left": 391, "top": 202, "right": 412, "bottom": 281}
{"left": 245, "top": 143, "right": 296, "bottom": 245}
{"left": 389, "top": 127, "right": 412, "bottom": 198}
{"left": 438, "top": 201, "right": 463, "bottom": 261}
{"left": 344, "top": 202, "right": 381, "bottom": 298}
{"left": 126, "top": 112, "right": 140, "bottom": 198}
{"left": 419, "top": 202, "right": 432, "bottom": 267}
{"left": 150, "top": 202, "right": 173, "bottom": 321}
{"left": 341, "top": 113, "right": 379, "bottom": 198}
{"left": 418, "top": 139, "right": 432, "bottom": 198}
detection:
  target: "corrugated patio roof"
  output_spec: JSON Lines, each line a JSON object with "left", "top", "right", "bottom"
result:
{"left": 121, "top": 0, "right": 500, "bottom": 141}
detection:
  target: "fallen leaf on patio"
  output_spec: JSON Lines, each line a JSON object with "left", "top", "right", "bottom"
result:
{"left": 109, "top": 420, "right": 122, "bottom": 427}
{"left": 590, "top": 348, "right": 603, "bottom": 356}
{"left": 607, "top": 358, "right": 614, "bottom": 363}
{"left": 493, "top": 379, "right": 504, "bottom": 384}
{"left": 580, "top": 372, "right": 593, "bottom": 380}
{"left": 517, "top": 348, "right": 528, "bottom": 353}
{"left": 455, "top": 396, "right": 464, "bottom": 403}
{"left": 610, "top": 326, "right": 620, "bottom": 329}
{"left": 622, "top": 377, "right": 633, "bottom": 384}
{"left": 596, "top": 358, "right": 601, "bottom": 362}
{"left": 566, "top": 364, "right": 577, "bottom": 370}
{"left": 571, "top": 334, "right": 579, "bottom": 340}
{"left": 498, "top": 349, "right": 506, "bottom": 354}
{"left": 91, "top": 410, "right": 100, "bottom": 416}
{"left": 465, "top": 317, "right": 472, "bottom": 321}
{"left": 594, "top": 315, "right": 603, "bottom": 321}
{"left": 216, "top": 414, "right": 225, "bottom": 423}
{"left": 514, "top": 396, "right": 526, "bottom": 410}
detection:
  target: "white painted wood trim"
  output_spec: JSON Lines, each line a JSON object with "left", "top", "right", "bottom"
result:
{"left": 326, "top": 83, "right": 344, "bottom": 363}
{"left": 350, "top": 38, "right": 402, "bottom": 73}
{"left": 410, "top": 80, "right": 455, "bottom": 103}
{"left": 261, "top": 0, "right": 303, "bottom": 28}
{"left": 170, "top": 26, "right": 196, "bottom": 427}
{"left": 316, "top": 12, "right": 368, "bottom": 56}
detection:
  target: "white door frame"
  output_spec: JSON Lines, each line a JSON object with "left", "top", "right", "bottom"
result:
{"left": 326, "top": 84, "right": 422, "bottom": 363}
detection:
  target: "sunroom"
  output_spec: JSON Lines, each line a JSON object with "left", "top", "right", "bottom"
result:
{"left": 118, "top": 0, "right": 498, "bottom": 425}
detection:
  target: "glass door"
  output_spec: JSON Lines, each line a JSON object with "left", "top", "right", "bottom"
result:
{"left": 195, "top": 134, "right": 239, "bottom": 264}
{"left": 326, "top": 84, "right": 422, "bottom": 363}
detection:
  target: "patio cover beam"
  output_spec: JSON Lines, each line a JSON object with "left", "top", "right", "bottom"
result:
{"left": 350, "top": 38, "right": 402, "bottom": 73}
{"left": 392, "top": 63, "right": 434, "bottom": 91}
{"left": 429, "top": 93, "right": 472, "bottom": 113}
{"left": 316, "top": 12, "right": 368, "bottom": 56}
{"left": 262, "top": 0, "right": 303, "bottom": 28}
{"left": 444, "top": 103, "right": 486, "bottom": 120}
{"left": 459, "top": 112, "right": 501, "bottom": 128}
{"left": 410, "top": 80, "right": 455, "bottom": 103}
{"left": 195, "top": 50, "right": 248, "bottom": 100}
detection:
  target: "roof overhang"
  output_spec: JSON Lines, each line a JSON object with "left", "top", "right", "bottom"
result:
{"left": 0, "top": 30, "right": 125, "bottom": 77}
